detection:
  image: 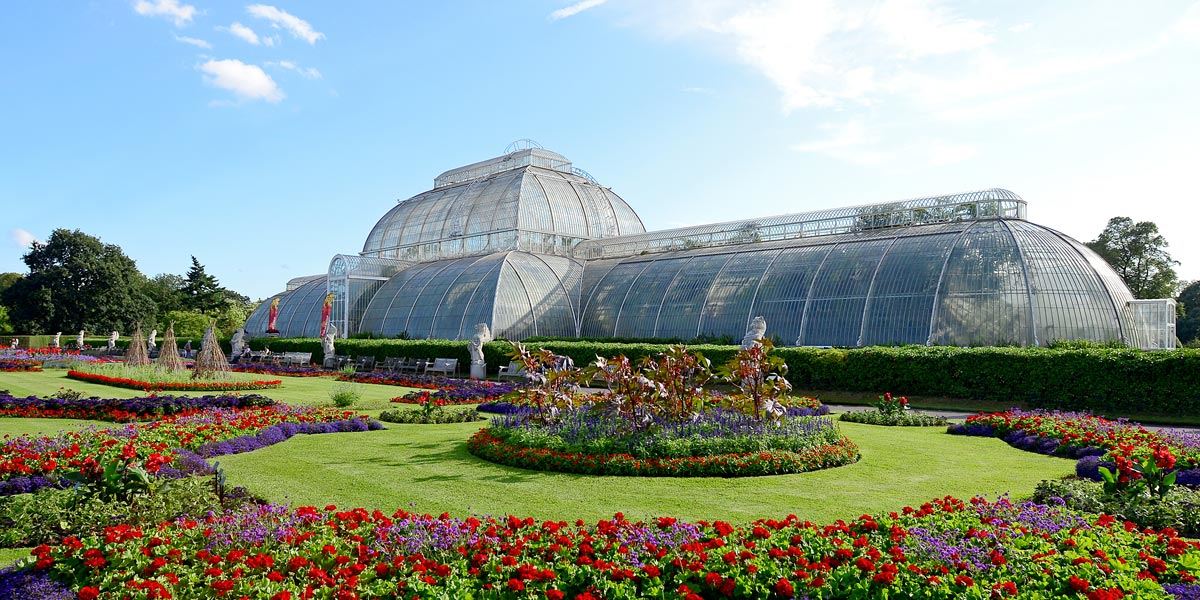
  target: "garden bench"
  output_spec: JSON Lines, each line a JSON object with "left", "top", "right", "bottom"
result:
{"left": 424, "top": 358, "right": 458, "bottom": 376}
{"left": 356, "top": 356, "right": 376, "bottom": 371}
{"left": 376, "top": 357, "right": 401, "bottom": 372}
{"left": 497, "top": 361, "right": 526, "bottom": 380}
{"left": 396, "top": 357, "right": 425, "bottom": 373}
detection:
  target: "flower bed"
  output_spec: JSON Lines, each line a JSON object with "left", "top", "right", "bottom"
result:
{"left": 12, "top": 495, "right": 1200, "bottom": 598}
{"left": 476, "top": 400, "right": 535, "bottom": 414}
{"left": 470, "top": 408, "right": 858, "bottom": 477}
{"left": 0, "top": 406, "right": 382, "bottom": 496}
{"left": 948, "top": 410, "right": 1200, "bottom": 487}
{"left": 0, "top": 392, "right": 275, "bottom": 422}
{"left": 379, "top": 407, "right": 484, "bottom": 424}
{"left": 377, "top": 377, "right": 521, "bottom": 403}
{"left": 66, "top": 369, "right": 281, "bottom": 392}
{"left": 840, "top": 410, "right": 948, "bottom": 426}
{"left": 0, "top": 359, "right": 41, "bottom": 372}
{"left": 0, "top": 348, "right": 101, "bottom": 364}
{"left": 230, "top": 363, "right": 336, "bottom": 377}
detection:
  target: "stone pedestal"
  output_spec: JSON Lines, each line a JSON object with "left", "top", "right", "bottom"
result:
{"left": 470, "top": 363, "right": 486, "bottom": 380}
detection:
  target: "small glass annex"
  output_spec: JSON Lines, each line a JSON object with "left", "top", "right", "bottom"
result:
{"left": 245, "top": 144, "right": 1175, "bottom": 348}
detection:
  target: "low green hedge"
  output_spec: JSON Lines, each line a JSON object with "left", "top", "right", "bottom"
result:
{"left": 248, "top": 338, "right": 1200, "bottom": 417}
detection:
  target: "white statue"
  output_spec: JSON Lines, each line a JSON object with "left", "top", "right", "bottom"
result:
{"left": 468, "top": 323, "right": 492, "bottom": 365}
{"left": 322, "top": 323, "right": 337, "bottom": 358}
{"left": 230, "top": 328, "right": 247, "bottom": 360}
{"left": 51, "top": 332, "right": 61, "bottom": 349}
{"left": 147, "top": 329, "right": 157, "bottom": 351}
{"left": 9, "top": 338, "right": 17, "bottom": 349}
{"left": 741, "top": 316, "right": 767, "bottom": 350}
{"left": 107, "top": 331, "right": 119, "bottom": 351}
{"left": 77, "top": 330, "right": 85, "bottom": 349}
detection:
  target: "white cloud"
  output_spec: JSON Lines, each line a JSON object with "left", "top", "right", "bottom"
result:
{"left": 132, "top": 0, "right": 197, "bottom": 27}
{"left": 267, "top": 60, "right": 322, "bottom": 79}
{"left": 550, "top": 0, "right": 609, "bottom": 21}
{"left": 1175, "top": 2, "right": 1200, "bottom": 35}
{"left": 924, "top": 140, "right": 977, "bottom": 166}
{"left": 791, "top": 119, "right": 890, "bottom": 165}
{"left": 220, "top": 22, "right": 262, "bottom": 45}
{"left": 246, "top": 4, "right": 324, "bottom": 44}
{"left": 10, "top": 229, "right": 38, "bottom": 249}
{"left": 681, "top": 86, "right": 716, "bottom": 95}
{"left": 199, "top": 59, "right": 285, "bottom": 103}
{"left": 871, "top": 0, "right": 992, "bottom": 58}
{"left": 173, "top": 35, "right": 211, "bottom": 49}
{"left": 1009, "top": 22, "right": 1034, "bottom": 33}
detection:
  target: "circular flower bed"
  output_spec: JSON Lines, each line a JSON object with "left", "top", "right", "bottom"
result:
{"left": 469, "top": 407, "right": 859, "bottom": 477}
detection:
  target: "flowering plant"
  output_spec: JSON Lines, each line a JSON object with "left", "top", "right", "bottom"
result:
{"left": 0, "top": 359, "right": 41, "bottom": 372}
{"left": 67, "top": 369, "right": 281, "bottom": 392}
{"left": 876, "top": 392, "right": 910, "bottom": 417}
{"left": 12, "top": 495, "right": 1200, "bottom": 598}
{"left": 0, "top": 392, "right": 275, "bottom": 422}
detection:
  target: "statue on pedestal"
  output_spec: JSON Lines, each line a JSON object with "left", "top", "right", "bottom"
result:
{"left": 322, "top": 323, "right": 337, "bottom": 364}
{"left": 468, "top": 323, "right": 492, "bottom": 379}
{"left": 107, "top": 331, "right": 119, "bottom": 351}
{"left": 148, "top": 329, "right": 157, "bottom": 352}
{"left": 77, "top": 330, "right": 85, "bottom": 350}
{"left": 9, "top": 338, "right": 17, "bottom": 349}
{"left": 51, "top": 332, "right": 61, "bottom": 349}
{"left": 230, "top": 328, "right": 247, "bottom": 361}
{"left": 741, "top": 316, "right": 767, "bottom": 350}
{"left": 266, "top": 297, "right": 281, "bottom": 334}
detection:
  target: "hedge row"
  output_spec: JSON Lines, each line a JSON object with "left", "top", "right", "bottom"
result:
{"left": 248, "top": 338, "right": 1200, "bottom": 417}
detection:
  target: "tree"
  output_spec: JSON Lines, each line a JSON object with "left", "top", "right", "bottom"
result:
{"left": 1, "top": 229, "right": 156, "bottom": 334}
{"left": 161, "top": 310, "right": 210, "bottom": 340}
{"left": 143, "top": 273, "right": 185, "bottom": 314}
{"left": 1086, "top": 217, "right": 1178, "bottom": 299}
{"left": 180, "top": 257, "right": 225, "bottom": 314}
{"left": 0, "top": 305, "right": 11, "bottom": 335}
{"left": 1177, "top": 281, "right": 1200, "bottom": 345}
{"left": 0, "top": 273, "right": 21, "bottom": 297}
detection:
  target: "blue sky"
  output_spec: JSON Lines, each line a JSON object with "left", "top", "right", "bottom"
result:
{"left": 2, "top": 0, "right": 1198, "bottom": 299}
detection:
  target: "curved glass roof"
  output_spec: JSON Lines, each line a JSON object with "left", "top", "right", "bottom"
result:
{"left": 358, "top": 251, "right": 583, "bottom": 340}
{"left": 244, "top": 276, "right": 329, "bottom": 338}
{"left": 361, "top": 148, "right": 644, "bottom": 262}
{"left": 578, "top": 219, "right": 1135, "bottom": 347}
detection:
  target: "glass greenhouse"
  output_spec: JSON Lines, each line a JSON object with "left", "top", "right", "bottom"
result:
{"left": 245, "top": 144, "right": 1176, "bottom": 348}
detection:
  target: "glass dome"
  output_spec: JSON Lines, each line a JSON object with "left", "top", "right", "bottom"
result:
{"left": 361, "top": 148, "right": 644, "bottom": 263}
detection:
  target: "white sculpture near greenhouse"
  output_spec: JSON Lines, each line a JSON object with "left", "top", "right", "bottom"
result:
{"left": 468, "top": 323, "right": 492, "bottom": 380}
{"left": 230, "top": 328, "right": 247, "bottom": 361}
{"left": 77, "top": 330, "right": 85, "bottom": 350}
{"left": 741, "top": 316, "right": 767, "bottom": 350}
{"left": 107, "top": 331, "right": 119, "bottom": 351}
{"left": 321, "top": 323, "right": 338, "bottom": 367}
{"left": 148, "top": 329, "right": 157, "bottom": 352}
{"left": 51, "top": 332, "right": 61, "bottom": 349}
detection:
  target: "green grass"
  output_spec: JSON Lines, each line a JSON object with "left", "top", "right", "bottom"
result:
{"left": 0, "top": 547, "right": 29, "bottom": 566}
{"left": 2, "top": 369, "right": 1074, "bottom": 524}
{"left": 213, "top": 420, "right": 1074, "bottom": 523}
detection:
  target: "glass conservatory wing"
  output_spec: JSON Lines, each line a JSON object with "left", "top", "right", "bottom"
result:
{"left": 930, "top": 221, "right": 1033, "bottom": 346}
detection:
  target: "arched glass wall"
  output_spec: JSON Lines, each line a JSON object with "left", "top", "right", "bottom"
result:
{"left": 243, "top": 277, "right": 329, "bottom": 338}
{"left": 578, "top": 220, "right": 1134, "bottom": 347}
{"left": 358, "top": 252, "right": 583, "bottom": 340}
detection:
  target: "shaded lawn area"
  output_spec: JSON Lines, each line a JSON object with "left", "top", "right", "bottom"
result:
{"left": 0, "top": 369, "right": 413, "bottom": 412}
{"left": 216, "top": 420, "right": 1075, "bottom": 523}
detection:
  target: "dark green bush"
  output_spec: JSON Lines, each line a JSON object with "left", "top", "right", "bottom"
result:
{"left": 1031, "top": 478, "right": 1200, "bottom": 537}
{"left": 250, "top": 338, "right": 1200, "bottom": 417}
{"left": 838, "top": 410, "right": 948, "bottom": 426}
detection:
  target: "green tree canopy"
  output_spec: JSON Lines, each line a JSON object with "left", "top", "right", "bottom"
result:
{"left": 1177, "top": 280, "right": 1200, "bottom": 345}
{"left": 144, "top": 273, "right": 185, "bottom": 314}
{"left": 161, "top": 309, "right": 210, "bottom": 340}
{"left": 1, "top": 229, "right": 156, "bottom": 334}
{"left": 181, "top": 256, "right": 226, "bottom": 314}
{"left": 1086, "top": 217, "right": 1178, "bottom": 299}
{"left": 0, "top": 273, "right": 21, "bottom": 297}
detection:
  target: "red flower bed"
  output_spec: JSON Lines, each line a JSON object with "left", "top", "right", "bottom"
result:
{"left": 18, "top": 496, "right": 1200, "bottom": 598}
{"left": 66, "top": 369, "right": 281, "bottom": 392}
{"left": 0, "top": 359, "right": 41, "bottom": 372}
{"left": 467, "top": 429, "right": 860, "bottom": 477}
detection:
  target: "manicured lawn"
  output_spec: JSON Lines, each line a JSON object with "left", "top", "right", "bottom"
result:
{"left": 0, "top": 369, "right": 410, "bottom": 412}
{"left": 0, "top": 417, "right": 105, "bottom": 438}
{"left": 214, "top": 420, "right": 1074, "bottom": 523}
{"left": 1, "top": 368, "right": 1074, "bottom": 522}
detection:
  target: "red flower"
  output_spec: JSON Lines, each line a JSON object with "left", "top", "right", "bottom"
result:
{"left": 79, "top": 587, "right": 101, "bottom": 600}
{"left": 1069, "top": 576, "right": 1091, "bottom": 592}
{"left": 774, "top": 577, "right": 794, "bottom": 597}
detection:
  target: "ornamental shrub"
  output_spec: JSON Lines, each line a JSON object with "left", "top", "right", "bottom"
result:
{"left": 1032, "top": 478, "right": 1200, "bottom": 538}
{"left": 250, "top": 339, "right": 1200, "bottom": 417}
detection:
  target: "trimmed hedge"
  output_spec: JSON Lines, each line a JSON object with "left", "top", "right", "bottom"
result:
{"left": 249, "top": 338, "right": 1200, "bottom": 416}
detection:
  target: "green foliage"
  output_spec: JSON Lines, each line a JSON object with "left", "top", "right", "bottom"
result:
{"left": 2, "top": 228, "right": 157, "bottom": 334}
{"left": 249, "top": 338, "right": 1200, "bottom": 416}
{"left": 162, "top": 309, "right": 210, "bottom": 339}
{"left": 0, "top": 477, "right": 222, "bottom": 547}
{"left": 1032, "top": 478, "right": 1200, "bottom": 538}
{"left": 181, "top": 256, "right": 225, "bottom": 313}
{"left": 1087, "top": 216, "right": 1178, "bottom": 299}
{"left": 143, "top": 273, "right": 185, "bottom": 314}
{"left": 838, "top": 410, "right": 948, "bottom": 427}
{"left": 329, "top": 384, "right": 360, "bottom": 407}
{"left": 1177, "top": 280, "right": 1200, "bottom": 344}
{"left": 378, "top": 407, "right": 484, "bottom": 424}
{"left": 0, "top": 305, "right": 11, "bottom": 335}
